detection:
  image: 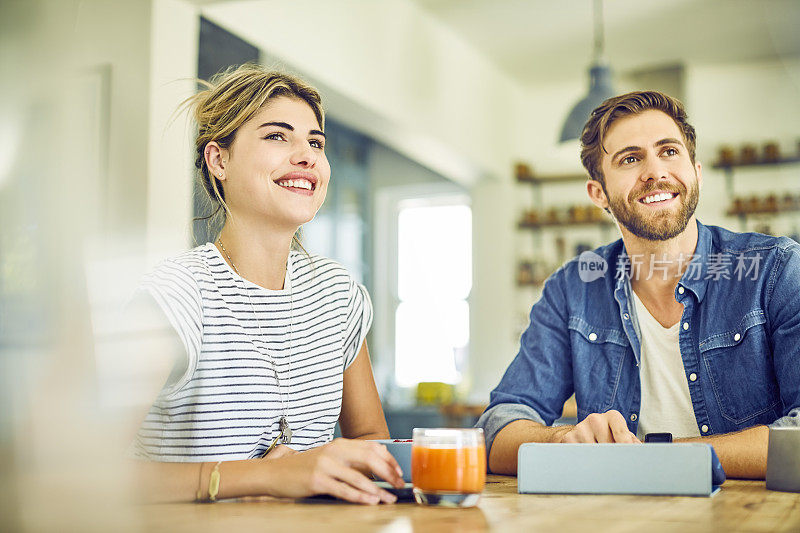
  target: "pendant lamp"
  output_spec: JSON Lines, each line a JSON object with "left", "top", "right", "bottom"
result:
{"left": 559, "top": 0, "right": 616, "bottom": 142}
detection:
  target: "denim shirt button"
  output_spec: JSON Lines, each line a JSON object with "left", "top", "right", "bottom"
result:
{"left": 733, "top": 333, "right": 741, "bottom": 342}
{"left": 678, "top": 286, "right": 685, "bottom": 295}
{"left": 689, "top": 373, "right": 697, "bottom": 382}
{"left": 701, "top": 425, "right": 709, "bottom": 433}
{"left": 588, "top": 332, "right": 598, "bottom": 341}
{"left": 682, "top": 322, "right": 689, "bottom": 331}
{"left": 623, "top": 313, "right": 630, "bottom": 320}
{"left": 630, "top": 413, "right": 638, "bottom": 422}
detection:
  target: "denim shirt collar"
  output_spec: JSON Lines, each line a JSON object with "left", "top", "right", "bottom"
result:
{"left": 677, "top": 220, "right": 711, "bottom": 303}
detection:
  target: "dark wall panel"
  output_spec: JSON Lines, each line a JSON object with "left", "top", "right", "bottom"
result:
{"left": 193, "top": 17, "right": 259, "bottom": 244}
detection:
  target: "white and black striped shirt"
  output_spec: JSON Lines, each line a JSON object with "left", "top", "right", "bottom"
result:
{"left": 133, "top": 243, "right": 373, "bottom": 461}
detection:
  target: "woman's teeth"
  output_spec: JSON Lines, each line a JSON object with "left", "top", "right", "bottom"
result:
{"left": 278, "top": 179, "right": 313, "bottom": 190}
{"left": 642, "top": 192, "right": 675, "bottom": 204}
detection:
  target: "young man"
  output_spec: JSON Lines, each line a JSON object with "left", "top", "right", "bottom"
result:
{"left": 477, "top": 91, "right": 800, "bottom": 479}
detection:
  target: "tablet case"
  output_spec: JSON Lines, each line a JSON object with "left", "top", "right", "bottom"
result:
{"left": 517, "top": 443, "right": 721, "bottom": 496}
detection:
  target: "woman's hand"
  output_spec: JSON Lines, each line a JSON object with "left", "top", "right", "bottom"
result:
{"left": 263, "top": 438, "right": 404, "bottom": 504}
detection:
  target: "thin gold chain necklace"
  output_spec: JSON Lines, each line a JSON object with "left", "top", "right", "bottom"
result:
{"left": 217, "top": 237, "right": 293, "bottom": 453}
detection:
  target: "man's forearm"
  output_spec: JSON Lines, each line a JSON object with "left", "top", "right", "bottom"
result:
{"left": 677, "top": 424, "right": 768, "bottom": 479}
{"left": 488, "top": 420, "right": 572, "bottom": 474}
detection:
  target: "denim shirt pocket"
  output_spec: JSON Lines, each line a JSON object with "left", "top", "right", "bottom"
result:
{"left": 568, "top": 316, "right": 628, "bottom": 417}
{"left": 699, "top": 309, "right": 780, "bottom": 425}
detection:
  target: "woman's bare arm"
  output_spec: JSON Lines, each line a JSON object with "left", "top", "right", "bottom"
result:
{"left": 134, "top": 439, "right": 404, "bottom": 503}
{"left": 338, "top": 340, "right": 391, "bottom": 440}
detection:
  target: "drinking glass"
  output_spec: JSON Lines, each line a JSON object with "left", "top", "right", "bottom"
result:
{"left": 411, "top": 428, "right": 486, "bottom": 507}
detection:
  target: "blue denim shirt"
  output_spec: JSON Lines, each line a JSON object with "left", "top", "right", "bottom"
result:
{"left": 477, "top": 221, "right": 800, "bottom": 454}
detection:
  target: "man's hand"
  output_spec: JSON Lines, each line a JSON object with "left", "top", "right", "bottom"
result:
{"left": 557, "top": 410, "right": 641, "bottom": 443}
{"left": 489, "top": 411, "right": 642, "bottom": 474}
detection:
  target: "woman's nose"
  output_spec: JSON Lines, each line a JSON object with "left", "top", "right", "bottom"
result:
{"left": 289, "top": 141, "right": 316, "bottom": 168}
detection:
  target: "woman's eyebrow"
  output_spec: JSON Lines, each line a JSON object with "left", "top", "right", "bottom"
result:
{"left": 257, "top": 121, "right": 293, "bottom": 130}
{"left": 257, "top": 121, "right": 326, "bottom": 138}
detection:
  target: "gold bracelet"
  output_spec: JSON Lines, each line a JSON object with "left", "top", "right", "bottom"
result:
{"left": 195, "top": 462, "right": 206, "bottom": 502}
{"left": 207, "top": 461, "right": 222, "bottom": 502}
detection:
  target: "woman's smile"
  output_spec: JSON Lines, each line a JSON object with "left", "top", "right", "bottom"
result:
{"left": 274, "top": 171, "right": 317, "bottom": 197}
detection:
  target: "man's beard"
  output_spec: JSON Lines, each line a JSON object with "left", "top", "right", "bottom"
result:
{"left": 603, "top": 179, "right": 699, "bottom": 241}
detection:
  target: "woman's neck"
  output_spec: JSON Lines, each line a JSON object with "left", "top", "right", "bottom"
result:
{"left": 216, "top": 219, "right": 295, "bottom": 290}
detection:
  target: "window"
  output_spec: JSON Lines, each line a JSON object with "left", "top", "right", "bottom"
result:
{"left": 393, "top": 198, "right": 471, "bottom": 387}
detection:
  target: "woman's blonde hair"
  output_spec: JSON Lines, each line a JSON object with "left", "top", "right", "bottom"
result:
{"left": 183, "top": 63, "right": 324, "bottom": 241}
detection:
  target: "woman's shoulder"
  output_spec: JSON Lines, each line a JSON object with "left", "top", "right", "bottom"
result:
{"left": 290, "top": 250, "right": 347, "bottom": 276}
{"left": 289, "top": 250, "right": 359, "bottom": 288}
{"left": 144, "top": 244, "right": 216, "bottom": 287}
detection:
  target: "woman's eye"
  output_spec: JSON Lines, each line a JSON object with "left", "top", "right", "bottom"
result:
{"left": 309, "top": 139, "right": 324, "bottom": 149}
{"left": 264, "top": 132, "right": 285, "bottom": 141}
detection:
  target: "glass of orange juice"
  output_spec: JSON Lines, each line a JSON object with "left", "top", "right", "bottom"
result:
{"left": 411, "top": 428, "right": 486, "bottom": 507}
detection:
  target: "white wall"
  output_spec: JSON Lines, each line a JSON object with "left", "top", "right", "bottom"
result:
{"left": 198, "top": 0, "right": 526, "bottom": 186}
{"left": 146, "top": 0, "right": 200, "bottom": 264}
{"left": 74, "top": 0, "right": 153, "bottom": 241}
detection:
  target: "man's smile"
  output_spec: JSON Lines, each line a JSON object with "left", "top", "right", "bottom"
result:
{"left": 639, "top": 191, "right": 679, "bottom": 206}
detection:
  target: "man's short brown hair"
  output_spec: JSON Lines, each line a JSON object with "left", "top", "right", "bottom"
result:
{"left": 580, "top": 91, "right": 697, "bottom": 184}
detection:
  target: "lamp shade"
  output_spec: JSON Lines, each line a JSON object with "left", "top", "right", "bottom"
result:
{"left": 559, "top": 63, "right": 615, "bottom": 143}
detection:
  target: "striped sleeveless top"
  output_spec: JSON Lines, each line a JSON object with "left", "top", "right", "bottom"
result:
{"left": 133, "top": 243, "right": 373, "bottom": 461}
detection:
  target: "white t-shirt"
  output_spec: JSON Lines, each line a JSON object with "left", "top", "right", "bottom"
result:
{"left": 632, "top": 290, "right": 700, "bottom": 439}
{"left": 132, "top": 244, "right": 373, "bottom": 461}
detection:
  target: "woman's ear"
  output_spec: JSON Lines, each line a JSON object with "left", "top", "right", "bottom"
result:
{"left": 205, "top": 141, "right": 229, "bottom": 182}
{"left": 586, "top": 179, "right": 609, "bottom": 210}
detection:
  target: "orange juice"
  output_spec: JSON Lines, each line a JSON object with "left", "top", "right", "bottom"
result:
{"left": 411, "top": 444, "right": 486, "bottom": 493}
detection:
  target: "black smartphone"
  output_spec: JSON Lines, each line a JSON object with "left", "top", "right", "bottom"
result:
{"left": 298, "top": 482, "right": 415, "bottom": 504}
{"left": 644, "top": 432, "right": 673, "bottom": 443}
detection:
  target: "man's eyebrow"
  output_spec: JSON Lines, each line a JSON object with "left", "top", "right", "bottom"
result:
{"left": 257, "top": 121, "right": 326, "bottom": 138}
{"left": 610, "top": 138, "right": 686, "bottom": 162}
{"left": 611, "top": 145, "right": 641, "bottom": 162}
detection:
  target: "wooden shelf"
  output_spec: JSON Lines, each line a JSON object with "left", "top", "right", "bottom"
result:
{"left": 726, "top": 205, "right": 800, "bottom": 217}
{"left": 516, "top": 172, "right": 588, "bottom": 184}
{"left": 516, "top": 278, "right": 547, "bottom": 287}
{"left": 712, "top": 155, "right": 800, "bottom": 170}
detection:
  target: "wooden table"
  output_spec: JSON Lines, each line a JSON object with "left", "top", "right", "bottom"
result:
{"left": 143, "top": 475, "right": 800, "bottom": 532}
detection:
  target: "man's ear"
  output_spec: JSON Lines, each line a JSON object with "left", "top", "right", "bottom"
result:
{"left": 695, "top": 161, "right": 703, "bottom": 190}
{"left": 587, "top": 179, "right": 609, "bottom": 210}
{"left": 205, "top": 141, "right": 229, "bottom": 182}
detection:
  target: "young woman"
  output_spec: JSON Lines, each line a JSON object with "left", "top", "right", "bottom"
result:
{"left": 132, "top": 64, "right": 403, "bottom": 504}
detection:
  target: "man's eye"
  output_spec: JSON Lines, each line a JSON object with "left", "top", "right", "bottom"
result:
{"left": 621, "top": 155, "right": 638, "bottom": 165}
{"left": 664, "top": 147, "right": 678, "bottom": 156}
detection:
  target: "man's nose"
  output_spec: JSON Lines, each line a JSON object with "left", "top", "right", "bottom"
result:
{"left": 640, "top": 154, "right": 667, "bottom": 182}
